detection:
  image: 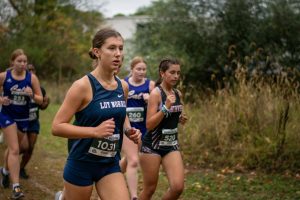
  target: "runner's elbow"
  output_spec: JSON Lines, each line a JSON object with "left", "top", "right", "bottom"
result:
{"left": 51, "top": 123, "right": 60, "bottom": 136}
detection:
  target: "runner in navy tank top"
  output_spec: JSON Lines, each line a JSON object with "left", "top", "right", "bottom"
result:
{"left": 0, "top": 49, "right": 43, "bottom": 199}
{"left": 52, "top": 28, "right": 141, "bottom": 200}
{"left": 139, "top": 58, "right": 188, "bottom": 200}
{"left": 125, "top": 76, "right": 151, "bottom": 135}
{"left": 19, "top": 64, "right": 50, "bottom": 180}
{"left": 120, "top": 56, "right": 155, "bottom": 200}
{"left": 67, "top": 74, "right": 126, "bottom": 164}
{"left": 1, "top": 69, "right": 32, "bottom": 132}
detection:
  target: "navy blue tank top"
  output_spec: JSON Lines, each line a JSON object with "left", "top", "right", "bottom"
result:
{"left": 125, "top": 77, "right": 150, "bottom": 136}
{"left": 68, "top": 74, "right": 127, "bottom": 163}
{"left": 1, "top": 70, "right": 32, "bottom": 121}
{"left": 142, "top": 85, "right": 182, "bottom": 151}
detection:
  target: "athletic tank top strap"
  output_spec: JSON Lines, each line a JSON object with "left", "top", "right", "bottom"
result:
{"left": 173, "top": 88, "right": 181, "bottom": 104}
{"left": 157, "top": 85, "right": 167, "bottom": 102}
{"left": 5, "top": 70, "right": 12, "bottom": 81}
{"left": 145, "top": 78, "right": 150, "bottom": 90}
{"left": 87, "top": 73, "right": 96, "bottom": 97}
{"left": 25, "top": 70, "right": 31, "bottom": 83}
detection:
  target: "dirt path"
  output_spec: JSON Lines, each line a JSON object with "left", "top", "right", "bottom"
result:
{"left": 0, "top": 143, "right": 60, "bottom": 199}
{"left": 0, "top": 140, "right": 110, "bottom": 200}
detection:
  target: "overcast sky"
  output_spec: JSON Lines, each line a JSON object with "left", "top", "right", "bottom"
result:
{"left": 90, "top": 0, "right": 154, "bottom": 18}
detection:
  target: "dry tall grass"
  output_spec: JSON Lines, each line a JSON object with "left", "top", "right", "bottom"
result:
{"left": 41, "top": 80, "right": 72, "bottom": 103}
{"left": 180, "top": 65, "right": 300, "bottom": 172}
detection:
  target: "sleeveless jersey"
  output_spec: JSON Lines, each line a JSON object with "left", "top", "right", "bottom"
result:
{"left": 125, "top": 77, "right": 150, "bottom": 136}
{"left": 142, "top": 85, "right": 182, "bottom": 151}
{"left": 68, "top": 74, "right": 127, "bottom": 163}
{"left": 1, "top": 70, "right": 32, "bottom": 121}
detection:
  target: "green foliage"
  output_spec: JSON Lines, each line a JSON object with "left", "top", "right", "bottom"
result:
{"left": 133, "top": 0, "right": 300, "bottom": 89}
{"left": 0, "top": 0, "right": 103, "bottom": 81}
{"left": 133, "top": 0, "right": 199, "bottom": 79}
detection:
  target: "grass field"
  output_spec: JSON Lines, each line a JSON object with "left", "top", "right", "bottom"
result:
{"left": 1, "top": 104, "right": 300, "bottom": 200}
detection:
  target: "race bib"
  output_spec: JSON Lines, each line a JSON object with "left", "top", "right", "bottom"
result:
{"left": 88, "top": 134, "right": 120, "bottom": 157}
{"left": 159, "top": 128, "right": 178, "bottom": 146}
{"left": 29, "top": 107, "right": 38, "bottom": 121}
{"left": 127, "top": 107, "right": 144, "bottom": 122}
{"left": 11, "top": 95, "right": 27, "bottom": 105}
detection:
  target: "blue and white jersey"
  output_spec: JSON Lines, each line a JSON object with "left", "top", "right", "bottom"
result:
{"left": 1, "top": 70, "right": 32, "bottom": 121}
{"left": 68, "top": 74, "right": 127, "bottom": 164}
{"left": 125, "top": 77, "right": 150, "bottom": 136}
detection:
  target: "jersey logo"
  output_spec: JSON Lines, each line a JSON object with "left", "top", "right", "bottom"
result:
{"left": 128, "top": 90, "right": 135, "bottom": 96}
{"left": 5, "top": 120, "right": 11, "bottom": 124}
{"left": 6, "top": 78, "right": 12, "bottom": 83}
{"left": 117, "top": 94, "right": 123, "bottom": 98}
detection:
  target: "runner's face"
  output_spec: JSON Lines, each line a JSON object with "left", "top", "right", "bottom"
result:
{"left": 161, "top": 64, "right": 181, "bottom": 86}
{"left": 28, "top": 66, "right": 36, "bottom": 74}
{"left": 12, "top": 54, "right": 27, "bottom": 71}
{"left": 132, "top": 62, "right": 147, "bottom": 82}
{"left": 99, "top": 36, "right": 124, "bottom": 72}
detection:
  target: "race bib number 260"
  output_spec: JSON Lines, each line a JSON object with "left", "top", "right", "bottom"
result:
{"left": 127, "top": 107, "right": 144, "bottom": 122}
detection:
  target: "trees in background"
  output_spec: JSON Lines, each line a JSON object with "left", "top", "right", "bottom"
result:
{"left": 133, "top": 0, "right": 300, "bottom": 170}
{"left": 0, "top": 0, "right": 103, "bottom": 81}
{"left": 1, "top": 0, "right": 299, "bottom": 88}
{"left": 133, "top": 0, "right": 300, "bottom": 90}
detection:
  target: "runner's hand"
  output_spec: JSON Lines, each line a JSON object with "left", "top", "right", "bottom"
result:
{"left": 179, "top": 113, "right": 188, "bottom": 125}
{"left": 165, "top": 94, "right": 176, "bottom": 109}
{"left": 93, "top": 118, "right": 115, "bottom": 138}
{"left": 126, "top": 127, "right": 141, "bottom": 144}
{"left": 24, "top": 86, "right": 34, "bottom": 98}
{"left": 1, "top": 96, "right": 11, "bottom": 106}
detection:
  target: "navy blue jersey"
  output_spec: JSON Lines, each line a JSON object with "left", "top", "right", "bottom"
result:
{"left": 142, "top": 85, "right": 182, "bottom": 151}
{"left": 125, "top": 77, "right": 150, "bottom": 136}
{"left": 68, "top": 74, "right": 127, "bottom": 163}
{"left": 1, "top": 70, "right": 32, "bottom": 121}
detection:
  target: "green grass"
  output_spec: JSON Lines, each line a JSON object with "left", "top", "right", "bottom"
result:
{"left": 183, "top": 170, "right": 300, "bottom": 200}
{"left": 35, "top": 104, "right": 300, "bottom": 200}
{"left": 39, "top": 103, "right": 67, "bottom": 156}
